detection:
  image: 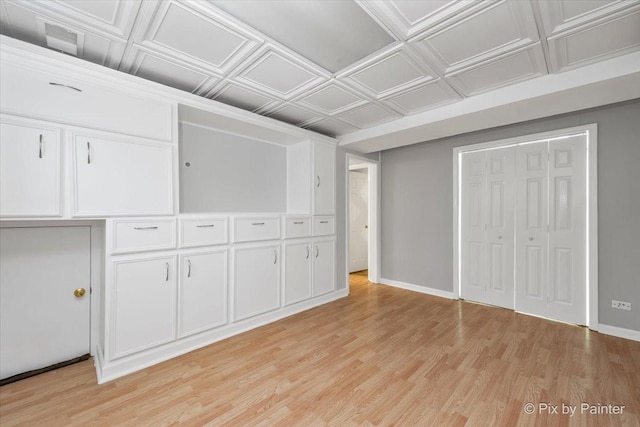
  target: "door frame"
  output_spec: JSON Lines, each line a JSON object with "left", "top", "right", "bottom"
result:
{"left": 452, "top": 124, "right": 598, "bottom": 329}
{"left": 345, "top": 153, "right": 380, "bottom": 289}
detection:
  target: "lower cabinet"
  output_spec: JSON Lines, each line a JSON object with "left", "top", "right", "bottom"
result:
{"left": 233, "top": 244, "right": 280, "bottom": 321}
{"left": 179, "top": 250, "right": 227, "bottom": 337}
{"left": 313, "top": 238, "right": 336, "bottom": 296}
{"left": 284, "top": 241, "right": 312, "bottom": 305}
{"left": 112, "top": 255, "right": 177, "bottom": 358}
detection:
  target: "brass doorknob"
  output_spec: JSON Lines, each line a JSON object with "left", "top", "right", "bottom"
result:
{"left": 74, "top": 288, "right": 86, "bottom": 298}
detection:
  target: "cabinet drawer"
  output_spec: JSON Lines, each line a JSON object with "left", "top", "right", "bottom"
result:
{"left": 112, "top": 219, "right": 176, "bottom": 254}
{"left": 283, "top": 216, "right": 311, "bottom": 239}
{"left": 313, "top": 216, "right": 335, "bottom": 236}
{"left": 234, "top": 217, "right": 280, "bottom": 243}
{"left": 180, "top": 218, "right": 228, "bottom": 248}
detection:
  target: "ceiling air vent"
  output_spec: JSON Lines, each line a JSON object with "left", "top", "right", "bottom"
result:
{"left": 44, "top": 22, "right": 80, "bottom": 56}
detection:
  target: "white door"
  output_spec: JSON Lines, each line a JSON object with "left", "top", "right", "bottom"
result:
{"left": 515, "top": 136, "right": 587, "bottom": 325}
{"left": 0, "top": 227, "right": 90, "bottom": 380}
{"left": 547, "top": 136, "right": 587, "bottom": 324}
{"left": 485, "top": 147, "right": 515, "bottom": 309}
{"left": 73, "top": 134, "right": 173, "bottom": 216}
{"left": 349, "top": 170, "right": 369, "bottom": 273}
{"left": 180, "top": 250, "right": 227, "bottom": 338}
{"left": 0, "top": 121, "right": 61, "bottom": 217}
{"left": 515, "top": 141, "right": 549, "bottom": 317}
{"left": 233, "top": 245, "right": 280, "bottom": 321}
{"left": 313, "top": 142, "right": 335, "bottom": 215}
{"left": 460, "top": 150, "right": 488, "bottom": 304}
{"left": 313, "top": 239, "right": 335, "bottom": 296}
{"left": 112, "top": 256, "right": 177, "bottom": 358}
{"left": 284, "top": 241, "right": 312, "bottom": 305}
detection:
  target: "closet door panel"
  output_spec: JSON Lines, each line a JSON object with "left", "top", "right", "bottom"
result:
{"left": 515, "top": 141, "right": 549, "bottom": 317}
{"left": 547, "top": 135, "right": 587, "bottom": 325}
{"left": 460, "top": 151, "right": 487, "bottom": 304}
{"left": 485, "top": 147, "right": 515, "bottom": 309}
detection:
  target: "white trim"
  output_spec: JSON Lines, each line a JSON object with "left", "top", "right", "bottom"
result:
{"left": 379, "top": 278, "right": 455, "bottom": 300}
{"left": 598, "top": 324, "right": 640, "bottom": 342}
{"left": 345, "top": 153, "right": 380, "bottom": 290}
{"left": 96, "top": 288, "right": 348, "bottom": 383}
{"left": 452, "top": 124, "right": 598, "bottom": 328}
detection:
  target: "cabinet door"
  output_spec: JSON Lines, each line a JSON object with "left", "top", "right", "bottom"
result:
{"left": 313, "top": 142, "right": 335, "bottom": 215}
{"left": 180, "top": 251, "right": 227, "bottom": 337}
{"left": 234, "top": 245, "right": 280, "bottom": 321}
{"left": 112, "top": 256, "right": 176, "bottom": 358}
{"left": 284, "top": 241, "right": 311, "bottom": 305}
{"left": 0, "top": 121, "right": 61, "bottom": 216}
{"left": 313, "top": 239, "right": 335, "bottom": 296}
{"left": 73, "top": 135, "right": 173, "bottom": 216}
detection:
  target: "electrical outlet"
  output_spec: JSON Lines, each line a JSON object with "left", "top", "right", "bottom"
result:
{"left": 612, "top": 300, "right": 631, "bottom": 311}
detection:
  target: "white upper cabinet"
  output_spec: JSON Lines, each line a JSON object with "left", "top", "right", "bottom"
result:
{"left": 0, "top": 61, "right": 173, "bottom": 142}
{"left": 313, "top": 142, "right": 336, "bottom": 215}
{"left": 72, "top": 132, "right": 173, "bottom": 217}
{"left": 0, "top": 117, "right": 61, "bottom": 217}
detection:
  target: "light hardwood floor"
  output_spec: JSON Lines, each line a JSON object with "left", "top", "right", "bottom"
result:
{"left": 1, "top": 271, "right": 639, "bottom": 426}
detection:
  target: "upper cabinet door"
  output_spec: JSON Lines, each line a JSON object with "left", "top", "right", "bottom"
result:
{"left": 72, "top": 134, "right": 173, "bottom": 217}
{"left": 313, "top": 142, "right": 335, "bottom": 215}
{"left": 0, "top": 119, "right": 61, "bottom": 217}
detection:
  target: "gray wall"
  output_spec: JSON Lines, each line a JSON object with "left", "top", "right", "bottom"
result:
{"left": 180, "top": 123, "right": 286, "bottom": 213}
{"left": 336, "top": 147, "right": 379, "bottom": 290}
{"left": 380, "top": 99, "right": 640, "bottom": 331}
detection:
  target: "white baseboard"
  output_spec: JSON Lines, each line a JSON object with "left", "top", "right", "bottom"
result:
{"left": 379, "top": 278, "right": 455, "bottom": 300}
{"left": 96, "top": 289, "right": 348, "bottom": 383}
{"left": 598, "top": 324, "right": 640, "bottom": 342}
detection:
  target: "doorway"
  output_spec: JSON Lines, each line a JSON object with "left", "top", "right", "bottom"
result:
{"left": 346, "top": 154, "right": 379, "bottom": 288}
{"left": 453, "top": 125, "right": 598, "bottom": 328}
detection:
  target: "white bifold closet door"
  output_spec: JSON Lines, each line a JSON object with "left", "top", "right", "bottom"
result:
{"left": 515, "top": 136, "right": 587, "bottom": 325}
{"left": 460, "top": 146, "right": 515, "bottom": 309}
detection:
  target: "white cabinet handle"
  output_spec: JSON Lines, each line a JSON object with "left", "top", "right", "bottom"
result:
{"left": 320, "top": 221, "right": 329, "bottom": 224}
{"left": 49, "top": 82, "right": 82, "bottom": 92}
{"left": 274, "top": 250, "right": 278, "bottom": 264}
{"left": 293, "top": 221, "right": 304, "bottom": 225}
{"left": 316, "top": 175, "right": 320, "bottom": 188}
{"left": 252, "top": 222, "right": 265, "bottom": 226}
{"left": 134, "top": 226, "right": 158, "bottom": 230}
{"left": 87, "top": 142, "right": 91, "bottom": 164}
{"left": 187, "top": 259, "right": 191, "bottom": 278}
{"left": 315, "top": 246, "right": 319, "bottom": 258}
{"left": 196, "top": 224, "right": 215, "bottom": 228}
{"left": 165, "top": 263, "right": 169, "bottom": 282}
{"left": 39, "top": 134, "right": 43, "bottom": 159}
{"left": 306, "top": 247, "right": 310, "bottom": 259}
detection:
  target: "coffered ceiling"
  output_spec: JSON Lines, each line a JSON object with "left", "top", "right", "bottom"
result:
{"left": 1, "top": 0, "right": 639, "bottom": 142}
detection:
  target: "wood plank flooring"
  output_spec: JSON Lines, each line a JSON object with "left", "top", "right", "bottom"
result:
{"left": 1, "top": 271, "right": 639, "bottom": 426}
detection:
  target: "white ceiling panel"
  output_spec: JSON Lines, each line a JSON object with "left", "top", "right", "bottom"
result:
{"left": 337, "top": 103, "right": 399, "bottom": 128}
{"left": 297, "top": 83, "right": 366, "bottom": 115}
{"left": 382, "top": 80, "right": 460, "bottom": 114}
{"left": 413, "top": 0, "right": 539, "bottom": 73}
{"left": 235, "top": 47, "right": 326, "bottom": 99}
{"left": 267, "top": 104, "right": 323, "bottom": 126}
{"left": 548, "top": 7, "right": 640, "bottom": 72}
{"left": 304, "top": 118, "right": 358, "bottom": 138}
{"left": 136, "top": 1, "right": 260, "bottom": 74}
{"left": 446, "top": 44, "right": 547, "bottom": 96}
{"left": 0, "top": 1, "right": 127, "bottom": 68}
{"left": 125, "top": 46, "right": 215, "bottom": 94}
{"left": 209, "top": 82, "right": 275, "bottom": 112}
{"left": 340, "top": 45, "right": 435, "bottom": 98}
{"left": 538, "top": 0, "right": 636, "bottom": 34}
{"left": 213, "top": 0, "right": 395, "bottom": 72}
